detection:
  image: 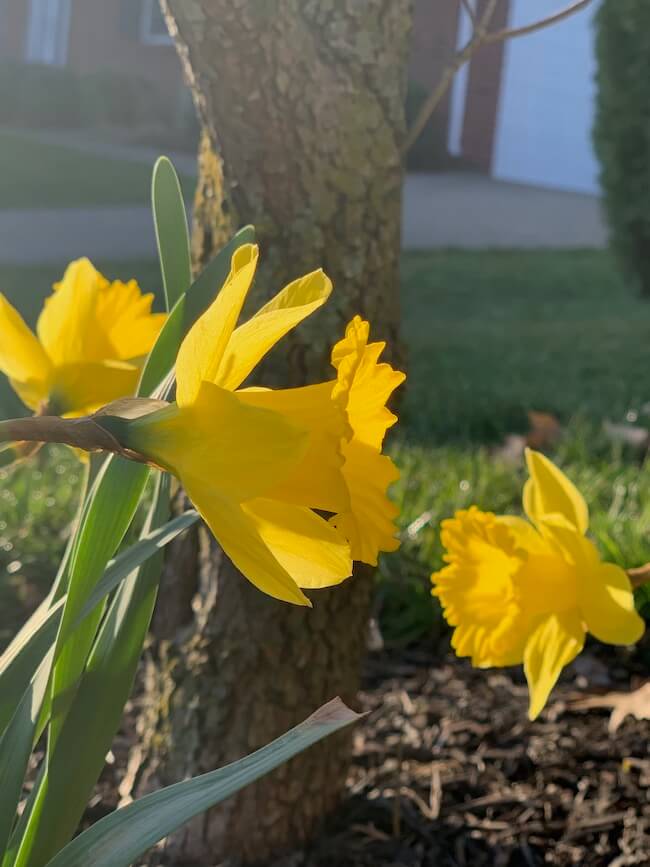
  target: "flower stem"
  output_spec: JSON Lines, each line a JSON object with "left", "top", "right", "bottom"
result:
{"left": 0, "top": 416, "right": 129, "bottom": 457}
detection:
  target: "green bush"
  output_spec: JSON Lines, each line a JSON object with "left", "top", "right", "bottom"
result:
{"left": 594, "top": 0, "right": 650, "bottom": 296}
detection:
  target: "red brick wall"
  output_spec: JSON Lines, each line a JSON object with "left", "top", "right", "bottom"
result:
{"left": 461, "top": 0, "right": 510, "bottom": 171}
{"left": 66, "top": 0, "right": 182, "bottom": 95}
{"left": 0, "top": 0, "right": 29, "bottom": 61}
{"left": 409, "top": 0, "right": 460, "bottom": 142}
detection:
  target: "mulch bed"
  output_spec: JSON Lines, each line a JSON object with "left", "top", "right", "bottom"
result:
{"left": 71, "top": 643, "right": 650, "bottom": 866}
{"left": 277, "top": 646, "right": 650, "bottom": 867}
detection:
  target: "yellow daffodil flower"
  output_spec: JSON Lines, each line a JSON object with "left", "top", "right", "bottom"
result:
{"left": 432, "top": 449, "right": 645, "bottom": 719}
{"left": 0, "top": 258, "right": 166, "bottom": 417}
{"left": 121, "top": 243, "right": 404, "bottom": 605}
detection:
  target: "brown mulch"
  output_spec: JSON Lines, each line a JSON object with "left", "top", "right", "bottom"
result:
{"left": 78, "top": 644, "right": 650, "bottom": 866}
{"left": 278, "top": 646, "right": 650, "bottom": 867}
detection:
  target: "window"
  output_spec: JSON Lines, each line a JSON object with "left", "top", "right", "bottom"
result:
{"left": 139, "top": 0, "right": 173, "bottom": 46}
{"left": 25, "top": 0, "right": 71, "bottom": 66}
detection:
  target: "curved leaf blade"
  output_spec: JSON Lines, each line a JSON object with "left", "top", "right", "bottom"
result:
{"left": 152, "top": 157, "right": 191, "bottom": 310}
{"left": 44, "top": 700, "right": 360, "bottom": 867}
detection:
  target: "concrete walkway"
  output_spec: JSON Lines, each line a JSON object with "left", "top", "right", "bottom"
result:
{"left": 0, "top": 172, "right": 609, "bottom": 265}
{"left": 402, "top": 172, "right": 608, "bottom": 249}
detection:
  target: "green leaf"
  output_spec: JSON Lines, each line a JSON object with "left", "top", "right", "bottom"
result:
{"left": 0, "top": 459, "right": 93, "bottom": 739}
{"left": 43, "top": 699, "right": 360, "bottom": 867}
{"left": 151, "top": 157, "right": 191, "bottom": 310}
{"left": 48, "top": 458, "right": 149, "bottom": 749}
{"left": 14, "top": 476, "right": 175, "bottom": 867}
{"left": 0, "top": 600, "right": 59, "bottom": 740}
{"left": 137, "top": 225, "right": 255, "bottom": 399}
{"left": 0, "top": 510, "right": 197, "bottom": 745}
{"left": 0, "top": 650, "right": 53, "bottom": 860}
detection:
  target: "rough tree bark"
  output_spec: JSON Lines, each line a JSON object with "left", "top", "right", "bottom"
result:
{"left": 124, "top": 3, "right": 413, "bottom": 864}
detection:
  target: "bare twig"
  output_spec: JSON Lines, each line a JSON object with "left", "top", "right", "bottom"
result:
{"left": 402, "top": 0, "right": 594, "bottom": 156}
{"left": 485, "top": 0, "right": 593, "bottom": 44}
{"left": 458, "top": 0, "right": 477, "bottom": 28}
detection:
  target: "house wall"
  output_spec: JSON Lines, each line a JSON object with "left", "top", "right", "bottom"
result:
{"left": 66, "top": 0, "right": 182, "bottom": 94}
{"left": 460, "top": 0, "right": 510, "bottom": 171}
{"left": 409, "top": 0, "right": 460, "bottom": 147}
{"left": 0, "top": 0, "right": 30, "bottom": 61}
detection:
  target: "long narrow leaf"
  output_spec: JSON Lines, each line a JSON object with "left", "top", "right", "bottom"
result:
{"left": 152, "top": 157, "right": 191, "bottom": 310}
{"left": 0, "top": 508, "right": 198, "bottom": 743}
{"left": 0, "top": 650, "right": 53, "bottom": 860}
{"left": 0, "top": 457, "right": 95, "bottom": 738}
{"left": 44, "top": 700, "right": 360, "bottom": 867}
{"left": 14, "top": 476, "right": 174, "bottom": 867}
{"left": 48, "top": 459, "right": 149, "bottom": 747}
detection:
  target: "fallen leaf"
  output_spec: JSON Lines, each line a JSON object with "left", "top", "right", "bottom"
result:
{"left": 526, "top": 411, "right": 562, "bottom": 450}
{"left": 492, "top": 411, "right": 562, "bottom": 465}
{"left": 569, "top": 682, "right": 650, "bottom": 733}
{"left": 627, "top": 563, "right": 650, "bottom": 589}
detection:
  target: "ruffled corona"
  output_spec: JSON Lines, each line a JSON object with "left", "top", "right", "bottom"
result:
{"left": 0, "top": 258, "right": 166, "bottom": 417}
{"left": 329, "top": 316, "right": 405, "bottom": 565}
{"left": 432, "top": 450, "right": 645, "bottom": 719}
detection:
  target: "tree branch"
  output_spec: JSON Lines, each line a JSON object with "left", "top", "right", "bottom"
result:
{"left": 485, "top": 0, "right": 593, "bottom": 44}
{"left": 402, "top": 0, "right": 594, "bottom": 156}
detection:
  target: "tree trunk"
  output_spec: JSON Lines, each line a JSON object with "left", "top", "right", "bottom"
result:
{"left": 125, "top": 3, "right": 412, "bottom": 864}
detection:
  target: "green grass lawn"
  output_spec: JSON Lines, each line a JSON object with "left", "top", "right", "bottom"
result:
{"left": 0, "top": 132, "right": 194, "bottom": 209}
{"left": 1, "top": 249, "right": 650, "bottom": 646}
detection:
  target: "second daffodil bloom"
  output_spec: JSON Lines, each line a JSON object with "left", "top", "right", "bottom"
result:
{"left": 432, "top": 449, "right": 644, "bottom": 719}
{"left": 119, "top": 243, "right": 404, "bottom": 606}
{"left": 0, "top": 258, "right": 166, "bottom": 417}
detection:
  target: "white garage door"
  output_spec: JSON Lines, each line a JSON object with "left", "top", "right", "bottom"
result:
{"left": 492, "top": 0, "right": 601, "bottom": 194}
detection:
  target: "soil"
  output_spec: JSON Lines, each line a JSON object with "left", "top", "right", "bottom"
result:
{"left": 89, "top": 644, "right": 650, "bottom": 867}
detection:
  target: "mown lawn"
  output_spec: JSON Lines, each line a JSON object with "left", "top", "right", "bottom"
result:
{"left": 1, "top": 249, "right": 650, "bottom": 645}
{"left": 0, "top": 132, "right": 194, "bottom": 209}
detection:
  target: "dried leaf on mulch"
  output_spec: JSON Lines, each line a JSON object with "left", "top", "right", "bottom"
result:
{"left": 571, "top": 682, "right": 650, "bottom": 734}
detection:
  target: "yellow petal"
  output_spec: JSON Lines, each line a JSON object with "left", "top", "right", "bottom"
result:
{"left": 130, "top": 381, "right": 309, "bottom": 503}
{"left": 330, "top": 440, "right": 400, "bottom": 565}
{"left": 578, "top": 561, "right": 645, "bottom": 646}
{"left": 332, "top": 315, "right": 405, "bottom": 450}
{"left": 524, "top": 611, "right": 584, "bottom": 720}
{"left": 37, "top": 259, "right": 113, "bottom": 366}
{"left": 96, "top": 279, "right": 166, "bottom": 360}
{"left": 241, "top": 498, "right": 352, "bottom": 589}
{"left": 0, "top": 294, "right": 51, "bottom": 410}
{"left": 182, "top": 488, "right": 310, "bottom": 605}
{"left": 217, "top": 269, "right": 332, "bottom": 391}
{"left": 51, "top": 360, "right": 141, "bottom": 417}
{"left": 496, "top": 515, "right": 548, "bottom": 554}
{"left": 175, "top": 244, "right": 258, "bottom": 406}
{"left": 237, "top": 381, "right": 350, "bottom": 513}
{"left": 523, "top": 448, "right": 589, "bottom": 534}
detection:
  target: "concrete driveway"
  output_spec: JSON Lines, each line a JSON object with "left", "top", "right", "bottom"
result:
{"left": 0, "top": 171, "right": 609, "bottom": 265}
